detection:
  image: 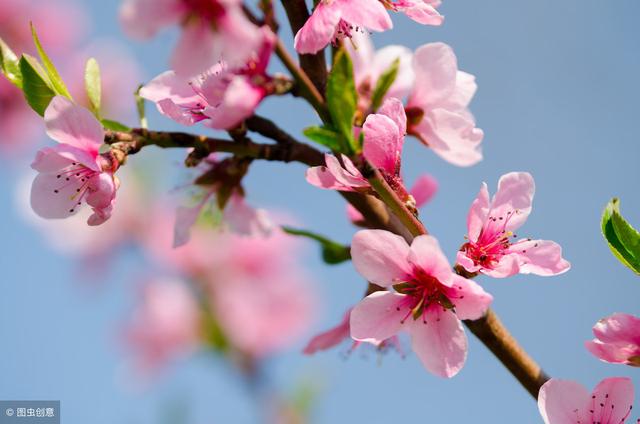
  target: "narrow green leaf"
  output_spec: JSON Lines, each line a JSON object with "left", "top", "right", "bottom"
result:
{"left": 19, "top": 54, "right": 55, "bottom": 116}
{"left": 101, "top": 119, "right": 131, "bottom": 132}
{"left": 601, "top": 198, "right": 640, "bottom": 275}
{"left": 282, "top": 226, "right": 351, "bottom": 265}
{"left": 84, "top": 57, "right": 101, "bottom": 117}
{"left": 30, "top": 22, "right": 72, "bottom": 99}
{"left": 0, "top": 38, "right": 22, "bottom": 88}
{"left": 135, "top": 84, "right": 148, "bottom": 129}
{"left": 303, "top": 125, "right": 343, "bottom": 151}
{"left": 326, "top": 49, "right": 358, "bottom": 153}
{"left": 370, "top": 57, "right": 400, "bottom": 111}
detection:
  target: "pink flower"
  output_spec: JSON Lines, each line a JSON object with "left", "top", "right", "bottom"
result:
{"left": 294, "top": 0, "right": 392, "bottom": 54}
{"left": 538, "top": 377, "right": 635, "bottom": 424}
{"left": 346, "top": 173, "right": 437, "bottom": 224}
{"left": 140, "top": 28, "right": 275, "bottom": 130}
{"left": 30, "top": 96, "right": 119, "bottom": 226}
{"left": 380, "top": 0, "right": 443, "bottom": 26}
{"left": 349, "top": 229, "right": 492, "bottom": 377}
{"left": 307, "top": 98, "right": 421, "bottom": 204}
{"left": 124, "top": 278, "right": 201, "bottom": 372}
{"left": 456, "top": 172, "right": 570, "bottom": 278}
{"left": 586, "top": 313, "right": 640, "bottom": 367}
{"left": 120, "top": 0, "right": 262, "bottom": 77}
{"left": 406, "top": 43, "right": 483, "bottom": 166}
{"left": 346, "top": 32, "right": 414, "bottom": 112}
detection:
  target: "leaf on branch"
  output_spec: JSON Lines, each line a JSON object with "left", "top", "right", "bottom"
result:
{"left": 0, "top": 38, "right": 22, "bottom": 88}
{"left": 30, "top": 22, "right": 72, "bottom": 99}
{"left": 101, "top": 119, "right": 131, "bottom": 132}
{"left": 84, "top": 57, "right": 101, "bottom": 117}
{"left": 326, "top": 49, "right": 358, "bottom": 154}
{"left": 602, "top": 197, "right": 640, "bottom": 275}
{"left": 19, "top": 54, "right": 56, "bottom": 116}
{"left": 303, "top": 125, "right": 343, "bottom": 151}
{"left": 370, "top": 57, "right": 400, "bottom": 112}
{"left": 282, "top": 226, "right": 351, "bottom": 265}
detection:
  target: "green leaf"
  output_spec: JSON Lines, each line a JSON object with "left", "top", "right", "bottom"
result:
{"left": 282, "top": 226, "right": 351, "bottom": 265}
{"left": 370, "top": 57, "right": 400, "bottom": 112}
{"left": 19, "top": 54, "right": 55, "bottom": 116}
{"left": 0, "top": 38, "right": 22, "bottom": 88}
{"left": 326, "top": 49, "right": 358, "bottom": 153}
{"left": 135, "top": 84, "right": 148, "bottom": 129}
{"left": 84, "top": 58, "right": 101, "bottom": 117}
{"left": 30, "top": 22, "right": 72, "bottom": 99}
{"left": 303, "top": 125, "right": 343, "bottom": 151}
{"left": 101, "top": 119, "right": 131, "bottom": 132}
{"left": 601, "top": 198, "right": 640, "bottom": 275}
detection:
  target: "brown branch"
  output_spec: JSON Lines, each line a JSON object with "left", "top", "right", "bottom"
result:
{"left": 280, "top": 0, "right": 328, "bottom": 94}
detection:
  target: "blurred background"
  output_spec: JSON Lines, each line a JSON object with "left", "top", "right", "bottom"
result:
{"left": 1, "top": 1, "right": 639, "bottom": 423}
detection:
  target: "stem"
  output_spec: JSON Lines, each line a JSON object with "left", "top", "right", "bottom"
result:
{"left": 280, "top": 0, "right": 328, "bottom": 94}
{"left": 274, "top": 39, "right": 330, "bottom": 123}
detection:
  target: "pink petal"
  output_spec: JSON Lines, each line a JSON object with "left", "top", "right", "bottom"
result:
{"left": 449, "top": 71, "right": 477, "bottom": 109}
{"left": 417, "top": 108, "right": 483, "bottom": 167}
{"left": 590, "top": 377, "right": 634, "bottom": 424}
{"left": 538, "top": 379, "right": 590, "bottom": 424}
{"left": 216, "top": 8, "right": 265, "bottom": 68}
{"left": 44, "top": 96, "right": 103, "bottom": 154}
{"left": 173, "top": 200, "right": 208, "bottom": 248}
{"left": 482, "top": 253, "right": 521, "bottom": 278}
{"left": 396, "top": 0, "right": 443, "bottom": 26}
{"left": 325, "top": 154, "right": 369, "bottom": 188}
{"left": 156, "top": 99, "right": 199, "bottom": 126}
{"left": 489, "top": 172, "right": 535, "bottom": 232}
{"left": 373, "top": 45, "right": 415, "bottom": 100}
{"left": 31, "top": 145, "right": 97, "bottom": 173}
{"left": 593, "top": 313, "right": 640, "bottom": 345}
{"left": 294, "top": 2, "right": 341, "bottom": 54}
{"left": 351, "top": 230, "right": 412, "bottom": 286}
{"left": 377, "top": 97, "right": 407, "bottom": 135}
{"left": 585, "top": 340, "right": 637, "bottom": 365}
{"left": 466, "top": 182, "right": 490, "bottom": 242}
{"left": 139, "top": 71, "right": 201, "bottom": 106}
{"left": 350, "top": 291, "right": 407, "bottom": 343}
{"left": 31, "top": 171, "right": 85, "bottom": 219}
{"left": 171, "top": 23, "right": 221, "bottom": 78}
{"left": 88, "top": 204, "right": 113, "bottom": 226}
{"left": 510, "top": 239, "right": 571, "bottom": 276}
{"left": 306, "top": 166, "right": 351, "bottom": 191}
{"left": 223, "top": 194, "right": 273, "bottom": 237}
{"left": 408, "top": 43, "right": 458, "bottom": 109}
{"left": 445, "top": 274, "right": 492, "bottom": 320}
{"left": 204, "top": 77, "right": 264, "bottom": 130}
{"left": 409, "top": 306, "right": 467, "bottom": 378}
{"left": 85, "top": 173, "right": 116, "bottom": 210}
{"left": 339, "top": 0, "right": 392, "bottom": 32}
{"left": 119, "top": 0, "right": 183, "bottom": 39}
{"left": 303, "top": 311, "right": 351, "bottom": 355}
{"left": 409, "top": 174, "right": 438, "bottom": 207}
{"left": 363, "top": 113, "right": 402, "bottom": 174}
{"left": 346, "top": 203, "right": 365, "bottom": 223}
{"left": 407, "top": 234, "right": 453, "bottom": 284}
{"left": 455, "top": 251, "right": 481, "bottom": 274}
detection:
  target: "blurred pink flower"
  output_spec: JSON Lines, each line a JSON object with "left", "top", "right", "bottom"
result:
{"left": 456, "top": 172, "right": 570, "bottom": 278}
{"left": 120, "top": 0, "right": 262, "bottom": 77}
{"left": 140, "top": 28, "right": 275, "bottom": 130}
{"left": 0, "top": 78, "right": 41, "bottom": 153}
{"left": 349, "top": 230, "right": 492, "bottom": 377}
{"left": 406, "top": 43, "right": 483, "bottom": 166}
{"left": 30, "top": 96, "right": 119, "bottom": 226}
{"left": 585, "top": 313, "right": 640, "bottom": 367}
{"left": 124, "top": 278, "right": 201, "bottom": 372}
{"left": 538, "top": 377, "right": 635, "bottom": 424}
{"left": 346, "top": 32, "right": 414, "bottom": 111}
{"left": 381, "top": 0, "right": 443, "bottom": 25}
{"left": 294, "top": 0, "right": 392, "bottom": 54}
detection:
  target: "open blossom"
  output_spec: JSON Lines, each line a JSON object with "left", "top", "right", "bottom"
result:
{"left": 538, "top": 377, "right": 635, "bottom": 424}
{"left": 406, "top": 43, "right": 483, "bottom": 166}
{"left": 307, "top": 97, "right": 422, "bottom": 209}
{"left": 124, "top": 278, "right": 201, "bottom": 372}
{"left": 140, "top": 28, "right": 275, "bottom": 130}
{"left": 349, "top": 230, "right": 492, "bottom": 377}
{"left": 585, "top": 313, "right": 640, "bottom": 367}
{"left": 294, "top": 0, "right": 443, "bottom": 54}
{"left": 346, "top": 32, "right": 414, "bottom": 112}
{"left": 30, "top": 96, "right": 119, "bottom": 226}
{"left": 457, "top": 172, "right": 570, "bottom": 278}
{"left": 120, "top": 0, "right": 262, "bottom": 76}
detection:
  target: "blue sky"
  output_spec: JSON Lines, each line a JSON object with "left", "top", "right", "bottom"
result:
{"left": 1, "top": 1, "right": 639, "bottom": 423}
